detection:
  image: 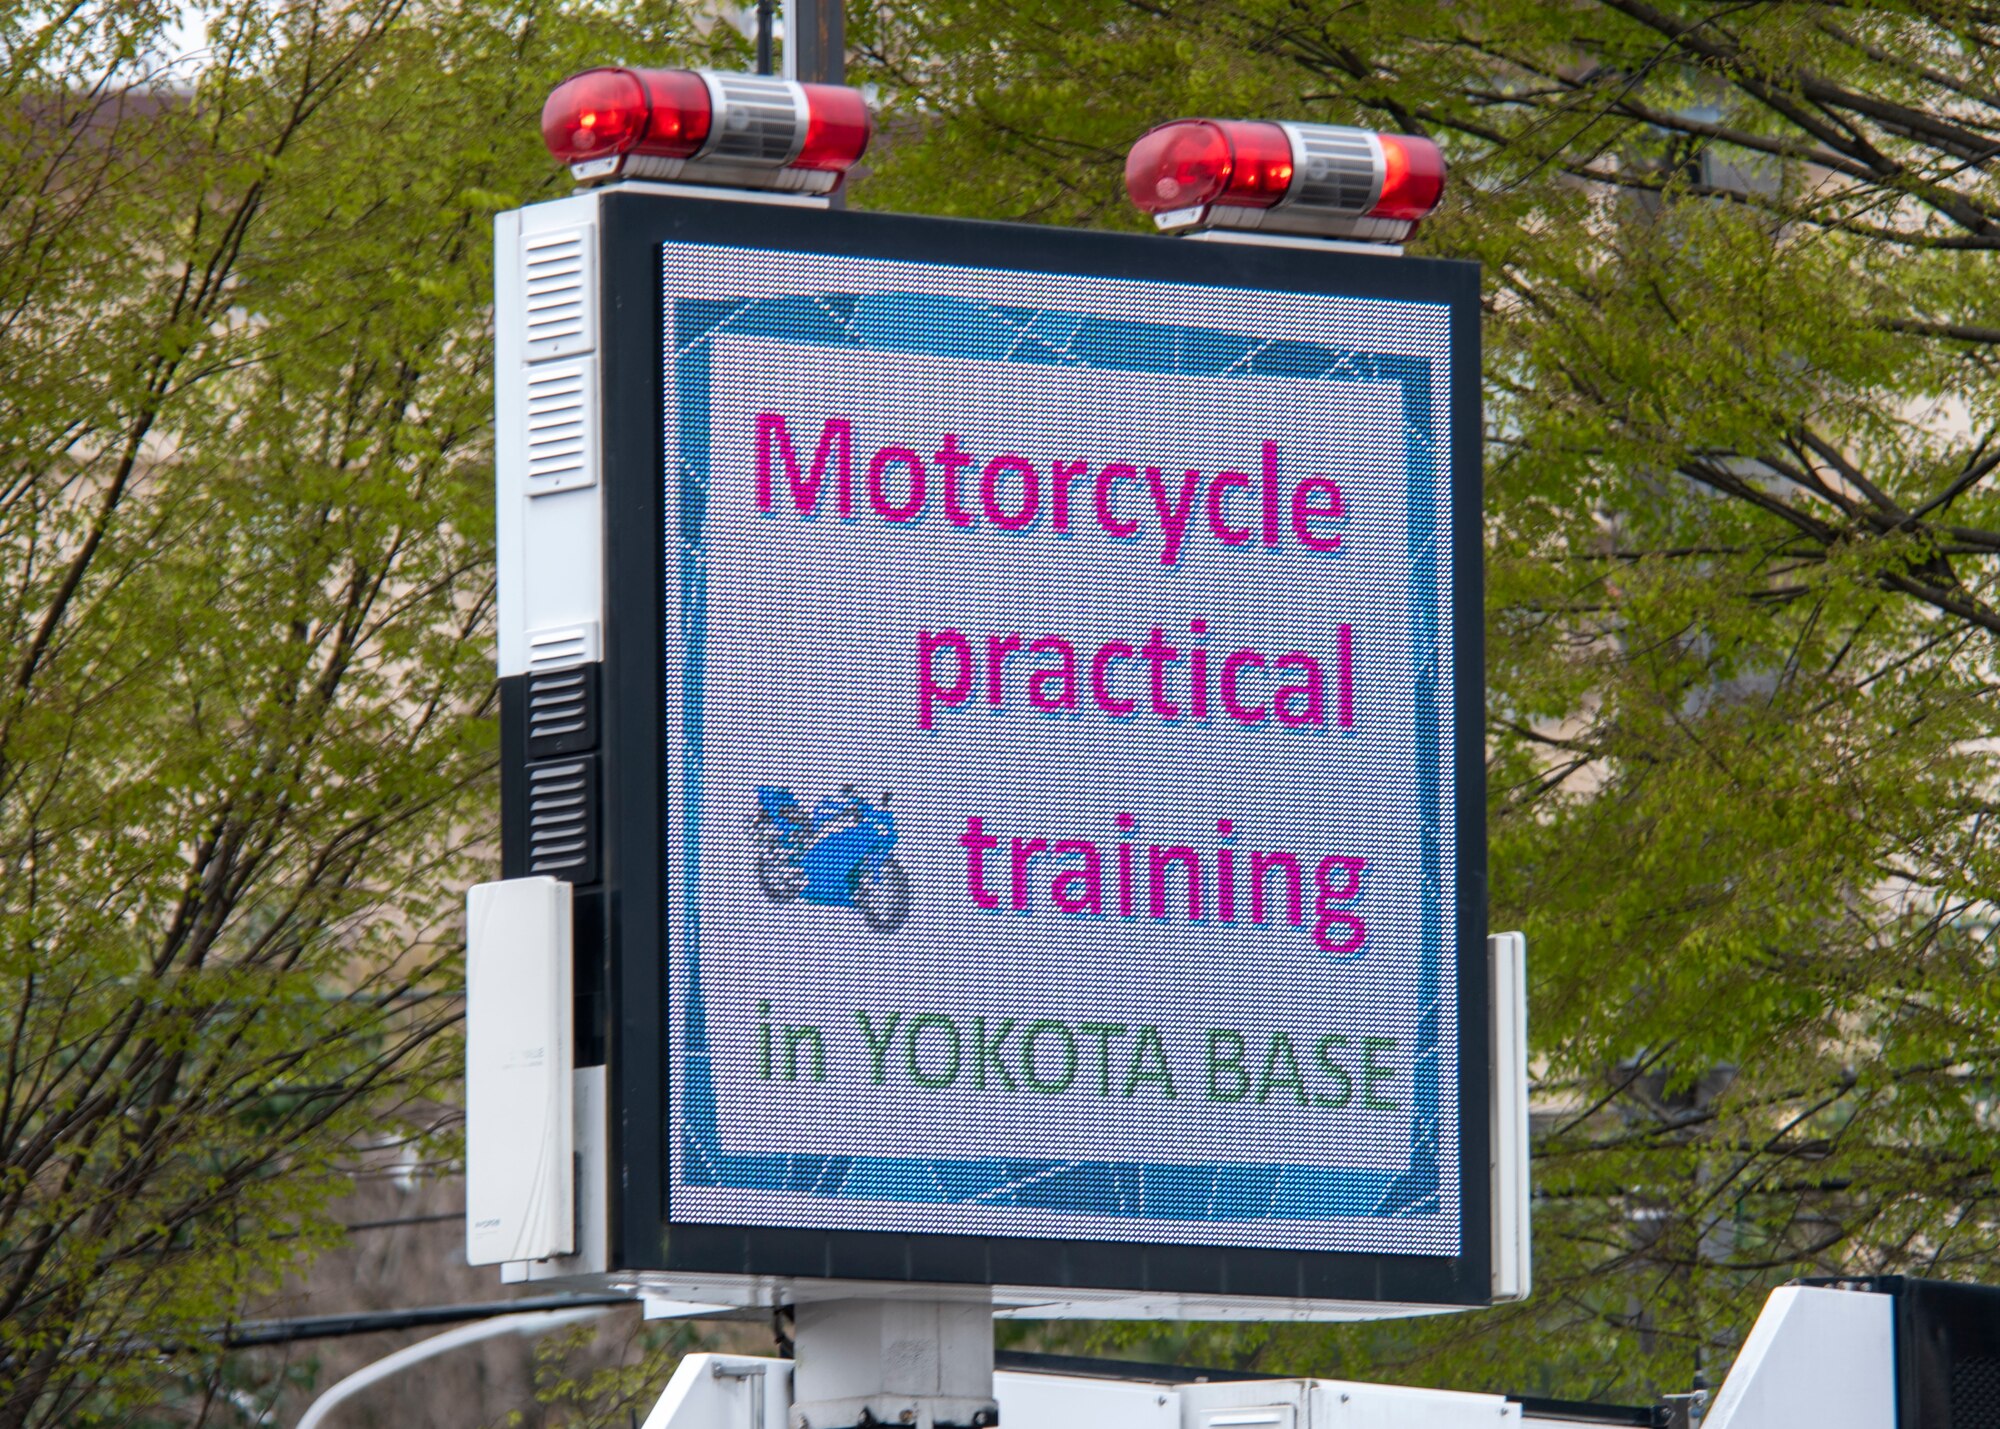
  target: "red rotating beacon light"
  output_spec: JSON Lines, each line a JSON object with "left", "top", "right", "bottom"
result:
{"left": 541, "top": 68, "right": 872, "bottom": 192}
{"left": 1125, "top": 119, "right": 1444, "bottom": 243}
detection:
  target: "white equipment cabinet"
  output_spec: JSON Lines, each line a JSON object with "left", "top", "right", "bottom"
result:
{"left": 632, "top": 1282, "right": 1926, "bottom": 1429}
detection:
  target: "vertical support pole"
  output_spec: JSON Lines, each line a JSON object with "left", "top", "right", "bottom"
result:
{"left": 784, "top": 0, "right": 844, "bottom": 85}
{"left": 783, "top": 0, "right": 847, "bottom": 207}
{"left": 755, "top": 0, "right": 775, "bottom": 75}
{"left": 790, "top": 1299, "right": 997, "bottom": 1429}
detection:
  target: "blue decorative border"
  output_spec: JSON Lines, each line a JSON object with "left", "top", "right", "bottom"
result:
{"left": 666, "top": 285, "right": 1449, "bottom": 1226}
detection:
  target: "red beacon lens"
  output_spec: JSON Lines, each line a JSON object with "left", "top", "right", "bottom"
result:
{"left": 1372, "top": 134, "right": 1445, "bottom": 220}
{"left": 1124, "top": 120, "right": 1293, "bottom": 213}
{"left": 797, "top": 83, "right": 872, "bottom": 171}
{"left": 1212, "top": 121, "right": 1293, "bottom": 206}
{"left": 1126, "top": 121, "right": 1230, "bottom": 211}
{"left": 541, "top": 68, "right": 715, "bottom": 164}
{"left": 631, "top": 69, "right": 712, "bottom": 157}
{"left": 541, "top": 68, "right": 649, "bottom": 163}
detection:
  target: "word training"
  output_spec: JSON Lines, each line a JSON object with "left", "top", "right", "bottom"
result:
{"left": 959, "top": 813, "right": 1367, "bottom": 956}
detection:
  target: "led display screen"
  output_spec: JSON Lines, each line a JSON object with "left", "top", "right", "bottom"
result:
{"left": 651, "top": 230, "right": 1475, "bottom": 1264}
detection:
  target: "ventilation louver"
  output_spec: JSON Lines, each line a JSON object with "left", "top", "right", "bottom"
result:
{"left": 523, "top": 360, "right": 595, "bottom": 496}
{"left": 526, "top": 664, "right": 598, "bottom": 760}
{"left": 521, "top": 227, "right": 594, "bottom": 360}
{"left": 526, "top": 755, "right": 599, "bottom": 884}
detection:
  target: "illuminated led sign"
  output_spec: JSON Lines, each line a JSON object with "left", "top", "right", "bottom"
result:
{"left": 499, "top": 192, "right": 1488, "bottom": 1309}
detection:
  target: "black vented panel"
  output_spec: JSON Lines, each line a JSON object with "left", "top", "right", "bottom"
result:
{"left": 527, "top": 662, "right": 598, "bottom": 758}
{"left": 1953, "top": 1356, "right": 2000, "bottom": 1429}
{"left": 525, "top": 754, "right": 599, "bottom": 884}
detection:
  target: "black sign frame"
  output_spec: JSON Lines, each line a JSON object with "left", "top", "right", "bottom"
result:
{"left": 518, "top": 189, "right": 1489, "bottom": 1309}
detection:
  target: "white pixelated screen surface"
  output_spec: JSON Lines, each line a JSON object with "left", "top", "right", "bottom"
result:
{"left": 660, "top": 240, "right": 1462, "bottom": 1256}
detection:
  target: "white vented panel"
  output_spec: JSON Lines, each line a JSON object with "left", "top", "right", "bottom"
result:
{"left": 1198, "top": 1412, "right": 1294, "bottom": 1429}
{"left": 521, "top": 226, "right": 594, "bottom": 360}
{"left": 523, "top": 359, "right": 596, "bottom": 495}
{"left": 495, "top": 198, "right": 605, "bottom": 681}
{"left": 465, "top": 877, "right": 573, "bottom": 1265}
{"left": 527, "top": 622, "right": 600, "bottom": 670}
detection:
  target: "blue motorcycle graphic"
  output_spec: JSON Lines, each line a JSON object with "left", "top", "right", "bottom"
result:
{"left": 750, "top": 786, "right": 911, "bottom": 934}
